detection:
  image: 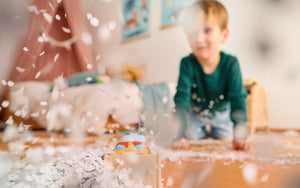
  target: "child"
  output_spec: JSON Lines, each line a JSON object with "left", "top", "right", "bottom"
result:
{"left": 173, "top": 0, "right": 249, "bottom": 150}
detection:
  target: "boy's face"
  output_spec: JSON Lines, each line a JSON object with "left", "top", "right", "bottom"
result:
{"left": 185, "top": 12, "right": 229, "bottom": 61}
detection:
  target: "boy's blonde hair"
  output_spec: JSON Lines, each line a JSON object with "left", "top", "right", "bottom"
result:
{"left": 183, "top": 0, "right": 228, "bottom": 30}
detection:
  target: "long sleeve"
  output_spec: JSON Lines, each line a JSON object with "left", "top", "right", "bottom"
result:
{"left": 174, "top": 59, "right": 193, "bottom": 138}
{"left": 226, "top": 58, "right": 249, "bottom": 139}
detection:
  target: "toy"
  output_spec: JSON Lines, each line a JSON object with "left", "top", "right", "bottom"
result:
{"left": 105, "top": 63, "right": 145, "bottom": 82}
{"left": 114, "top": 132, "right": 149, "bottom": 154}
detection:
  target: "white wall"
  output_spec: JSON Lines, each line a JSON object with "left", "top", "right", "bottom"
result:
{"left": 81, "top": 0, "right": 190, "bottom": 83}
{"left": 1, "top": 0, "right": 300, "bottom": 128}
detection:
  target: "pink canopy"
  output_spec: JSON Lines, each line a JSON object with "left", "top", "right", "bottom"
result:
{"left": 0, "top": 0, "right": 95, "bottom": 103}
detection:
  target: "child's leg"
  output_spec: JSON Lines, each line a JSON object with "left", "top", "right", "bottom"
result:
{"left": 186, "top": 112, "right": 209, "bottom": 140}
{"left": 210, "top": 110, "right": 233, "bottom": 140}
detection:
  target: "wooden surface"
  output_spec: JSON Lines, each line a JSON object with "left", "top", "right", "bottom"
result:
{"left": 1, "top": 130, "right": 300, "bottom": 188}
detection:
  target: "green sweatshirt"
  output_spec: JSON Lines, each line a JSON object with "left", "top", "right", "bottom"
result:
{"left": 174, "top": 51, "right": 248, "bottom": 139}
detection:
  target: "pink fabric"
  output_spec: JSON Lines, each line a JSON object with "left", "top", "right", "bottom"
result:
{"left": 0, "top": 0, "right": 95, "bottom": 102}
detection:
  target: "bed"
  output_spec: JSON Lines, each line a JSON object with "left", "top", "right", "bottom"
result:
{"left": 1, "top": 74, "right": 176, "bottom": 134}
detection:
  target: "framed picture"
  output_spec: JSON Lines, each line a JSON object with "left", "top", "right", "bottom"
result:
{"left": 161, "top": 0, "right": 195, "bottom": 27}
{"left": 122, "top": 0, "right": 150, "bottom": 41}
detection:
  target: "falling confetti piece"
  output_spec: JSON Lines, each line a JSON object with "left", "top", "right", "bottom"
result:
{"left": 108, "top": 21, "right": 116, "bottom": 30}
{"left": 62, "top": 27, "right": 71, "bottom": 33}
{"left": 43, "top": 12, "right": 52, "bottom": 23}
{"left": 2, "top": 125, "right": 18, "bottom": 142}
{"left": 260, "top": 174, "right": 269, "bottom": 183}
{"left": 39, "top": 51, "right": 45, "bottom": 56}
{"left": 96, "top": 54, "right": 101, "bottom": 61}
{"left": 81, "top": 32, "right": 92, "bottom": 44}
{"left": 57, "top": 0, "right": 62, "bottom": 3}
{"left": 16, "top": 67, "right": 25, "bottom": 73}
{"left": 1, "top": 100, "right": 9, "bottom": 108}
{"left": 1, "top": 80, "right": 7, "bottom": 86}
{"left": 54, "top": 53, "right": 59, "bottom": 62}
{"left": 26, "top": 5, "right": 39, "bottom": 14}
{"left": 37, "top": 36, "right": 44, "bottom": 43}
{"left": 87, "top": 13, "right": 92, "bottom": 20}
{"left": 219, "top": 95, "right": 224, "bottom": 100}
{"left": 30, "top": 112, "right": 39, "bottom": 117}
{"left": 87, "top": 64, "right": 92, "bottom": 70}
{"left": 98, "top": 25, "right": 111, "bottom": 42}
{"left": 40, "top": 101, "right": 48, "bottom": 106}
{"left": 55, "top": 14, "right": 61, "bottom": 20}
{"left": 90, "top": 17, "right": 99, "bottom": 27}
{"left": 166, "top": 177, "right": 174, "bottom": 187}
{"left": 7, "top": 81, "right": 14, "bottom": 87}
{"left": 35, "top": 71, "right": 41, "bottom": 79}
{"left": 23, "top": 47, "right": 29, "bottom": 51}
{"left": 49, "top": 2, "right": 54, "bottom": 11}
{"left": 162, "top": 96, "right": 168, "bottom": 104}
{"left": 243, "top": 163, "right": 258, "bottom": 184}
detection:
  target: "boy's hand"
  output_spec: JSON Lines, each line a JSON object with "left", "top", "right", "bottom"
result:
{"left": 171, "top": 138, "right": 190, "bottom": 150}
{"left": 233, "top": 140, "right": 249, "bottom": 150}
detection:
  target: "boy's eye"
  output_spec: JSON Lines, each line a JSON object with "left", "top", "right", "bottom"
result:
{"left": 204, "top": 28, "right": 211, "bottom": 33}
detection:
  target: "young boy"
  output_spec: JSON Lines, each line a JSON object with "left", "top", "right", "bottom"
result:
{"left": 173, "top": 0, "right": 249, "bottom": 150}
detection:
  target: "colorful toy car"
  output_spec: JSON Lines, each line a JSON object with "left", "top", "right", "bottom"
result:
{"left": 114, "top": 132, "right": 149, "bottom": 154}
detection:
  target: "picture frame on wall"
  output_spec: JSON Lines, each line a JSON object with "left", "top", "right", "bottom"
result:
{"left": 122, "top": 0, "right": 150, "bottom": 41}
{"left": 161, "top": 0, "right": 195, "bottom": 28}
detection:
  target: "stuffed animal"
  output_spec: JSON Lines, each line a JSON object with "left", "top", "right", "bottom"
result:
{"left": 106, "top": 63, "right": 146, "bottom": 82}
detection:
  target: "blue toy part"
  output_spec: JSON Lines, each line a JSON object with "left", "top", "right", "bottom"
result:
{"left": 135, "top": 144, "right": 146, "bottom": 151}
{"left": 121, "top": 132, "right": 146, "bottom": 142}
{"left": 116, "top": 145, "right": 126, "bottom": 151}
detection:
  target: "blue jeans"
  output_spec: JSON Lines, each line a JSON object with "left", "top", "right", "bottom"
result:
{"left": 186, "top": 109, "right": 233, "bottom": 140}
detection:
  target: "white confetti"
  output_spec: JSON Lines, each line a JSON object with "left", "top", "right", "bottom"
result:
{"left": 98, "top": 25, "right": 111, "bottom": 42}
{"left": 23, "top": 47, "right": 29, "bottom": 51}
{"left": 166, "top": 177, "right": 174, "bottom": 187}
{"left": 162, "top": 96, "right": 168, "bottom": 104}
{"left": 62, "top": 27, "right": 71, "bottom": 33}
{"left": 90, "top": 17, "right": 99, "bottom": 27}
{"left": 219, "top": 95, "right": 224, "bottom": 100}
{"left": 30, "top": 112, "right": 39, "bottom": 117}
{"left": 86, "top": 77, "right": 92, "bottom": 82}
{"left": 54, "top": 53, "right": 59, "bottom": 62}
{"left": 45, "top": 146, "right": 56, "bottom": 156}
{"left": 40, "top": 101, "right": 48, "bottom": 106}
{"left": 81, "top": 32, "right": 92, "bottom": 44}
{"left": 35, "top": 71, "right": 41, "bottom": 79}
{"left": 5, "top": 116, "right": 14, "bottom": 125}
{"left": 43, "top": 12, "right": 52, "bottom": 23}
{"left": 32, "top": 64, "right": 36, "bottom": 68}
{"left": 87, "top": 13, "right": 92, "bottom": 20}
{"left": 243, "top": 163, "right": 258, "bottom": 184}
{"left": 55, "top": 14, "right": 61, "bottom": 21}
{"left": 39, "top": 51, "right": 45, "bottom": 56}
{"left": 57, "top": 0, "right": 62, "bottom": 3}
{"left": 108, "top": 21, "right": 116, "bottom": 30}
{"left": 2, "top": 125, "right": 19, "bottom": 142}
{"left": 16, "top": 67, "right": 25, "bottom": 73}
{"left": 49, "top": 2, "right": 54, "bottom": 11}
{"left": 1, "top": 100, "right": 9, "bottom": 108}
{"left": 7, "top": 81, "right": 14, "bottom": 87}
{"left": 260, "top": 174, "right": 269, "bottom": 183}
{"left": 96, "top": 54, "right": 101, "bottom": 61}
{"left": 1, "top": 80, "right": 7, "bottom": 86}
{"left": 37, "top": 36, "right": 44, "bottom": 43}
{"left": 26, "top": 5, "right": 39, "bottom": 14}
{"left": 87, "top": 64, "right": 92, "bottom": 70}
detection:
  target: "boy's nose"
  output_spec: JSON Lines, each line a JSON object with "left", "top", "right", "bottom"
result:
{"left": 196, "top": 32, "right": 205, "bottom": 42}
